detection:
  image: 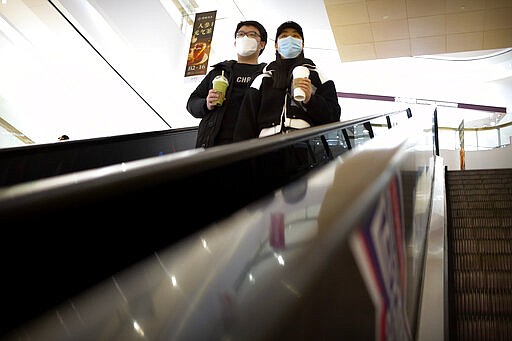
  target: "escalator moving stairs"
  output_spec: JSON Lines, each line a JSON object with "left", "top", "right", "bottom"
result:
{"left": 446, "top": 168, "right": 512, "bottom": 340}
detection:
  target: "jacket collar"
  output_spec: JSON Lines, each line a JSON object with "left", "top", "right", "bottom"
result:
{"left": 264, "top": 58, "right": 316, "bottom": 73}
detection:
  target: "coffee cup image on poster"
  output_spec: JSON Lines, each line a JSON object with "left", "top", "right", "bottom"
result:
{"left": 187, "top": 41, "right": 210, "bottom": 65}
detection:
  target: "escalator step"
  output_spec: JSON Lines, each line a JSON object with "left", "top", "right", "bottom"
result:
{"left": 452, "top": 228, "right": 512, "bottom": 240}
{"left": 449, "top": 192, "right": 512, "bottom": 201}
{"left": 452, "top": 239, "right": 512, "bottom": 254}
{"left": 451, "top": 217, "right": 512, "bottom": 228}
{"left": 455, "top": 292, "right": 512, "bottom": 315}
{"left": 456, "top": 316, "right": 512, "bottom": 341}
{"left": 454, "top": 271, "right": 512, "bottom": 291}
{"left": 450, "top": 200, "right": 512, "bottom": 210}
{"left": 452, "top": 254, "right": 512, "bottom": 272}
{"left": 447, "top": 169, "right": 512, "bottom": 340}
{"left": 451, "top": 208, "right": 512, "bottom": 218}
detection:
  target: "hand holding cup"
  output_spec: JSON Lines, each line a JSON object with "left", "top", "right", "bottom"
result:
{"left": 206, "top": 89, "right": 221, "bottom": 110}
{"left": 292, "top": 66, "right": 310, "bottom": 102}
{"left": 212, "top": 71, "right": 229, "bottom": 107}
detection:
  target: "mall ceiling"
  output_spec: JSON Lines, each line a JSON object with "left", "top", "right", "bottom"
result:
{"left": 323, "top": 0, "right": 512, "bottom": 62}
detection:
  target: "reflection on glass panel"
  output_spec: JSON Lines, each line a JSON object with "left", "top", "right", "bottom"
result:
{"left": 475, "top": 128, "right": 500, "bottom": 150}
{"left": 387, "top": 111, "right": 408, "bottom": 128}
{"left": 436, "top": 106, "right": 490, "bottom": 129}
{"left": 438, "top": 128, "right": 458, "bottom": 150}
{"left": 368, "top": 117, "right": 388, "bottom": 137}
{"left": 322, "top": 129, "right": 349, "bottom": 157}
{"left": 500, "top": 125, "right": 512, "bottom": 147}
{"left": 435, "top": 107, "right": 511, "bottom": 151}
{"left": 463, "top": 130, "right": 476, "bottom": 151}
{"left": 357, "top": 123, "right": 373, "bottom": 144}
{"left": 352, "top": 123, "right": 373, "bottom": 147}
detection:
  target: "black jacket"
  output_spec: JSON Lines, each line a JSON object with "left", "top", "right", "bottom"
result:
{"left": 186, "top": 60, "right": 266, "bottom": 148}
{"left": 233, "top": 58, "right": 341, "bottom": 141}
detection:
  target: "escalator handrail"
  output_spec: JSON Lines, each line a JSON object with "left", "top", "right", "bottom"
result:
{"left": 0, "top": 109, "right": 411, "bottom": 210}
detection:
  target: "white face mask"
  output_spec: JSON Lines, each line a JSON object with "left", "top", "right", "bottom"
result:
{"left": 236, "top": 36, "right": 258, "bottom": 57}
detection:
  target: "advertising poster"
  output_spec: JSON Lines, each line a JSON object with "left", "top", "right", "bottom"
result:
{"left": 349, "top": 175, "right": 411, "bottom": 341}
{"left": 184, "top": 10, "right": 216, "bottom": 77}
{"left": 459, "top": 119, "right": 465, "bottom": 170}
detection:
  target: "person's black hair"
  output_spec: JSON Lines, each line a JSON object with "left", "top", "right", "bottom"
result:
{"left": 235, "top": 20, "right": 267, "bottom": 55}
{"left": 275, "top": 21, "right": 304, "bottom": 42}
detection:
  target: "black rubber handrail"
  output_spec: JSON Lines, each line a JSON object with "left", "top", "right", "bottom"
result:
{"left": 0, "top": 108, "right": 411, "bottom": 336}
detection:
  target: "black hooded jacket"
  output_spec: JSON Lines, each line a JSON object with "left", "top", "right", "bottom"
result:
{"left": 186, "top": 60, "right": 266, "bottom": 148}
{"left": 233, "top": 58, "right": 341, "bottom": 141}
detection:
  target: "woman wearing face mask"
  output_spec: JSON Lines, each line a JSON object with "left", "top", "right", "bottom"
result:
{"left": 187, "top": 20, "right": 267, "bottom": 148}
{"left": 233, "top": 21, "right": 341, "bottom": 141}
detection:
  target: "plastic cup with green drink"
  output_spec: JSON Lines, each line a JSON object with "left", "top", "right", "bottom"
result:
{"left": 212, "top": 70, "right": 229, "bottom": 106}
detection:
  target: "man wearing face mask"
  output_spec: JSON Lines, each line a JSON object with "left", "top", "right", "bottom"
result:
{"left": 187, "top": 20, "right": 267, "bottom": 148}
{"left": 233, "top": 21, "right": 340, "bottom": 141}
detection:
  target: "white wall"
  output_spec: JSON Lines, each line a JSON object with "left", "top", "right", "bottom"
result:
{"left": 440, "top": 145, "right": 512, "bottom": 170}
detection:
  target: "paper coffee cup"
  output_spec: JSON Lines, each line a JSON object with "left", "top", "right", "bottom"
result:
{"left": 212, "top": 73, "right": 229, "bottom": 106}
{"left": 292, "top": 66, "right": 310, "bottom": 101}
{"left": 293, "top": 87, "right": 306, "bottom": 102}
